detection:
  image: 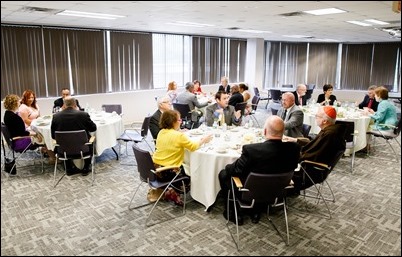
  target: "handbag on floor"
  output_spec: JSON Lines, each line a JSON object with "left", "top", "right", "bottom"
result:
{"left": 4, "top": 157, "right": 16, "bottom": 175}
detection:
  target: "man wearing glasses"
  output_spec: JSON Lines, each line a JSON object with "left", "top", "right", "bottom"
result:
{"left": 149, "top": 96, "right": 172, "bottom": 140}
{"left": 53, "top": 88, "right": 82, "bottom": 113}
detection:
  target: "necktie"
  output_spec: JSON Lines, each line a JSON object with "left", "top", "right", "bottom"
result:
{"left": 299, "top": 96, "right": 303, "bottom": 106}
{"left": 367, "top": 98, "right": 373, "bottom": 109}
{"left": 282, "top": 109, "right": 287, "bottom": 121}
{"left": 220, "top": 109, "right": 226, "bottom": 125}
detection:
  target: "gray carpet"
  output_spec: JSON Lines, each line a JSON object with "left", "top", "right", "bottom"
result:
{"left": 1, "top": 103, "right": 401, "bottom": 256}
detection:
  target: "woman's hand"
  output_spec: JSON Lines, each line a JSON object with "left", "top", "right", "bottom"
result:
{"left": 200, "top": 134, "right": 213, "bottom": 145}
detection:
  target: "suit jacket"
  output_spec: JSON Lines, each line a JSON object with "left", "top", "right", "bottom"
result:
{"left": 51, "top": 108, "right": 97, "bottom": 139}
{"left": 293, "top": 91, "right": 307, "bottom": 106}
{"left": 53, "top": 97, "right": 82, "bottom": 111}
{"left": 317, "top": 94, "right": 337, "bottom": 106}
{"left": 224, "top": 139, "right": 300, "bottom": 182}
{"left": 218, "top": 84, "right": 231, "bottom": 94}
{"left": 358, "top": 95, "right": 379, "bottom": 112}
{"left": 176, "top": 91, "right": 208, "bottom": 110}
{"left": 228, "top": 92, "right": 244, "bottom": 107}
{"left": 3, "top": 110, "right": 30, "bottom": 138}
{"left": 277, "top": 105, "right": 304, "bottom": 137}
{"left": 149, "top": 109, "right": 162, "bottom": 140}
{"left": 205, "top": 103, "right": 241, "bottom": 126}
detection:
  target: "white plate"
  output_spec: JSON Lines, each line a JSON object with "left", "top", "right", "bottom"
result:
{"left": 230, "top": 128, "right": 240, "bottom": 132}
{"left": 215, "top": 148, "right": 227, "bottom": 154}
{"left": 190, "top": 130, "right": 203, "bottom": 135}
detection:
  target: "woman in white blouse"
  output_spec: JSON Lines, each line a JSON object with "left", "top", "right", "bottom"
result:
{"left": 18, "top": 89, "right": 40, "bottom": 128}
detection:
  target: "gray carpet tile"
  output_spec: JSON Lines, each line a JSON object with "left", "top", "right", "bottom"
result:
{"left": 1, "top": 102, "right": 401, "bottom": 256}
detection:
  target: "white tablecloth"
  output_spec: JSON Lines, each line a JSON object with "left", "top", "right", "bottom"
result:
{"left": 31, "top": 112, "right": 124, "bottom": 156}
{"left": 303, "top": 106, "right": 371, "bottom": 152}
{"left": 183, "top": 126, "right": 263, "bottom": 210}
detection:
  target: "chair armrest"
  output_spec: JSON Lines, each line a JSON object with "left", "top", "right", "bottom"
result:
{"left": 88, "top": 135, "right": 96, "bottom": 144}
{"left": 52, "top": 139, "right": 57, "bottom": 145}
{"left": 301, "top": 160, "right": 329, "bottom": 170}
{"left": 232, "top": 177, "right": 243, "bottom": 188}
{"left": 378, "top": 123, "right": 396, "bottom": 129}
{"left": 155, "top": 165, "right": 181, "bottom": 173}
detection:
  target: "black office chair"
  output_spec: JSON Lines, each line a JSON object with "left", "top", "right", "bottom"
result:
{"left": 235, "top": 102, "right": 248, "bottom": 117}
{"left": 253, "top": 87, "right": 269, "bottom": 109}
{"left": 172, "top": 103, "right": 195, "bottom": 129}
{"left": 53, "top": 130, "right": 95, "bottom": 187}
{"left": 129, "top": 145, "right": 189, "bottom": 227}
{"left": 226, "top": 171, "right": 294, "bottom": 249}
{"left": 282, "top": 84, "right": 293, "bottom": 89}
{"left": 336, "top": 120, "right": 357, "bottom": 173}
{"left": 247, "top": 96, "right": 260, "bottom": 128}
{"left": 1, "top": 122, "right": 44, "bottom": 176}
{"left": 302, "top": 124, "right": 312, "bottom": 139}
{"left": 269, "top": 89, "right": 282, "bottom": 104}
{"left": 101, "top": 104, "right": 122, "bottom": 115}
{"left": 116, "top": 116, "right": 153, "bottom": 156}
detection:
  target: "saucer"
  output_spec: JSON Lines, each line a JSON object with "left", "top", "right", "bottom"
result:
{"left": 215, "top": 148, "right": 227, "bottom": 154}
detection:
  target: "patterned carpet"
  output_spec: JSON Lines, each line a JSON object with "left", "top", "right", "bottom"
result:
{"left": 1, "top": 103, "right": 401, "bottom": 256}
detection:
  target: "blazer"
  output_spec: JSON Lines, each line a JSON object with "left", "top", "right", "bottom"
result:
{"left": 176, "top": 91, "right": 208, "bottom": 111}
{"left": 358, "top": 95, "right": 379, "bottom": 112}
{"left": 205, "top": 103, "right": 241, "bottom": 126}
{"left": 224, "top": 139, "right": 300, "bottom": 182}
{"left": 317, "top": 94, "right": 337, "bottom": 106}
{"left": 53, "top": 97, "right": 82, "bottom": 111}
{"left": 228, "top": 92, "right": 244, "bottom": 107}
{"left": 218, "top": 84, "right": 231, "bottom": 94}
{"left": 277, "top": 105, "right": 304, "bottom": 137}
{"left": 149, "top": 109, "right": 162, "bottom": 140}
{"left": 51, "top": 108, "right": 97, "bottom": 139}
{"left": 293, "top": 91, "right": 307, "bottom": 106}
{"left": 3, "top": 110, "right": 30, "bottom": 138}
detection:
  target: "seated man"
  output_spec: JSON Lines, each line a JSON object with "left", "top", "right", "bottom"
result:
{"left": 53, "top": 88, "right": 82, "bottom": 112}
{"left": 293, "top": 84, "right": 307, "bottom": 106}
{"left": 205, "top": 91, "right": 242, "bottom": 126}
{"left": 149, "top": 96, "right": 172, "bottom": 140}
{"left": 51, "top": 97, "right": 97, "bottom": 176}
{"left": 228, "top": 84, "right": 244, "bottom": 107}
{"left": 357, "top": 85, "right": 379, "bottom": 112}
{"left": 283, "top": 106, "right": 346, "bottom": 191}
{"left": 219, "top": 116, "right": 300, "bottom": 224}
{"left": 277, "top": 92, "right": 304, "bottom": 138}
{"left": 176, "top": 81, "right": 209, "bottom": 127}
{"left": 218, "top": 76, "right": 230, "bottom": 94}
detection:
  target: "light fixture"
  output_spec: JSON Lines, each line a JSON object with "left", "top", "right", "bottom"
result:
{"left": 346, "top": 21, "right": 372, "bottom": 27}
{"left": 167, "top": 21, "right": 215, "bottom": 27}
{"left": 56, "top": 10, "right": 125, "bottom": 20}
{"left": 282, "top": 35, "right": 313, "bottom": 39}
{"left": 303, "top": 8, "right": 346, "bottom": 15}
{"left": 365, "top": 19, "right": 390, "bottom": 25}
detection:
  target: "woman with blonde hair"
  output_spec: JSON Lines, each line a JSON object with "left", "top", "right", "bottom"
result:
{"left": 167, "top": 81, "right": 178, "bottom": 103}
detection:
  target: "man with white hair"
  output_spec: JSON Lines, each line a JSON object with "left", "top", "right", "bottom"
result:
{"left": 149, "top": 96, "right": 172, "bottom": 140}
{"left": 277, "top": 92, "right": 304, "bottom": 137}
{"left": 293, "top": 84, "right": 307, "bottom": 106}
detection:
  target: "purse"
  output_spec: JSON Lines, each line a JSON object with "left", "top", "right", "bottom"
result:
{"left": 4, "top": 157, "right": 16, "bottom": 175}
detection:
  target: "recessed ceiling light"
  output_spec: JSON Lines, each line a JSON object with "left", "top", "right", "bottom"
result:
{"left": 346, "top": 21, "right": 372, "bottom": 27}
{"left": 365, "top": 19, "right": 390, "bottom": 25}
{"left": 303, "top": 8, "right": 346, "bottom": 16}
{"left": 56, "top": 10, "right": 125, "bottom": 20}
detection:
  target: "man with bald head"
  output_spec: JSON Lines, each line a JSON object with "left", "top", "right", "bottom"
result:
{"left": 149, "top": 96, "right": 172, "bottom": 140}
{"left": 294, "top": 84, "right": 307, "bottom": 106}
{"left": 218, "top": 115, "right": 300, "bottom": 224}
{"left": 277, "top": 92, "right": 304, "bottom": 137}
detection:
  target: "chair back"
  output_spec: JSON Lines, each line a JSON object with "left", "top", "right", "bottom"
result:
{"left": 140, "top": 116, "right": 151, "bottom": 138}
{"left": 302, "top": 124, "right": 311, "bottom": 138}
{"left": 251, "top": 96, "right": 260, "bottom": 111}
{"left": 173, "top": 103, "right": 192, "bottom": 121}
{"left": 282, "top": 84, "right": 293, "bottom": 88}
{"left": 102, "top": 104, "right": 122, "bottom": 115}
{"left": 335, "top": 120, "right": 355, "bottom": 143}
{"left": 269, "top": 89, "right": 282, "bottom": 102}
{"left": 253, "top": 87, "right": 260, "bottom": 96}
{"left": 306, "top": 84, "right": 316, "bottom": 90}
{"left": 305, "top": 89, "right": 314, "bottom": 100}
{"left": 132, "top": 144, "right": 157, "bottom": 182}
{"left": 55, "top": 130, "right": 90, "bottom": 157}
{"left": 1, "top": 122, "right": 13, "bottom": 150}
{"left": 393, "top": 117, "right": 401, "bottom": 136}
{"left": 235, "top": 102, "right": 247, "bottom": 116}
{"left": 241, "top": 171, "right": 294, "bottom": 204}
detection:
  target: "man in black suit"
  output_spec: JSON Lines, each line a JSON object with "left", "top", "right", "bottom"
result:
{"left": 53, "top": 88, "right": 82, "bottom": 113}
{"left": 149, "top": 96, "right": 172, "bottom": 140}
{"left": 218, "top": 115, "right": 300, "bottom": 224}
{"left": 228, "top": 84, "right": 244, "bottom": 107}
{"left": 357, "top": 85, "right": 379, "bottom": 112}
{"left": 218, "top": 76, "right": 230, "bottom": 94}
{"left": 51, "top": 97, "right": 97, "bottom": 176}
{"left": 293, "top": 84, "right": 307, "bottom": 106}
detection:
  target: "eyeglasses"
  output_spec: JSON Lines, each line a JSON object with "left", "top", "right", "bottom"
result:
{"left": 315, "top": 115, "right": 324, "bottom": 119}
{"left": 162, "top": 101, "right": 171, "bottom": 104}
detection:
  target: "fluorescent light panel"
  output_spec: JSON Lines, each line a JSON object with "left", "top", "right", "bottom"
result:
{"left": 236, "top": 29, "right": 271, "bottom": 33}
{"left": 303, "top": 8, "right": 346, "bottom": 15}
{"left": 346, "top": 20, "right": 372, "bottom": 27}
{"left": 175, "top": 21, "right": 215, "bottom": 27}
{"left": 57, "top": 10, "right": 125, "bottom": 20}
{"left": 365, "top": 19, "right": 389, "bottom": 25}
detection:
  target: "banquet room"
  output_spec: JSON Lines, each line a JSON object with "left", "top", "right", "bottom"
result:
{"left": 1, "top": 1, "right": 401, "bottom": 256}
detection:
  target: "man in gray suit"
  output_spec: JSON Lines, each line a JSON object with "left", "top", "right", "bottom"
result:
{"left": 277, "top": 92, "right": 304, "bottom": 137}
{"left": 205, "top": 91, "right": 242, "bottom": 126}
{"left": 176, "top": 82, "right": 209, "bottom": 126}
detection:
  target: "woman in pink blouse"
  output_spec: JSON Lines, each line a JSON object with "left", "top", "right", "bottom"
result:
{"left": 18, "top": 90, "right": 40, "bottom": 128}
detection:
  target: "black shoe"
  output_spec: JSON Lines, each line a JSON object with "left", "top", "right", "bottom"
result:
{"left": 223, "top": 209, "right": 244, "bottom": 226}
{"left": 251, "top": 213, "right": 261, "bottom": 224}
{"left": 81, "top": 168, "right": 91, "bottom": 176}
{"left": 66, "top": 167, "right": 81, "bottom": 176}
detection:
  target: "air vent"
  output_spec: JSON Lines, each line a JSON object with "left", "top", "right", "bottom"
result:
{"left": 279, "top": 11, "right": 305, "bottom": 17}
{"left": 20, "top": 6, "right": 60, "bottom": 14}
{"left": 227, "top": 27, "right": 241, "bottom": 30}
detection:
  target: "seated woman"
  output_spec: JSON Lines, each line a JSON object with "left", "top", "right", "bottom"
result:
{"left": 3, "top": 94, "right": 56, "bottom": 163}
{"left": 239, "top": 83, "right": 251, "bottom": 114}
{"left": 193, "top": 80, "right": 204, "bottom": 95}
{"left": 166, "top": 81, "right": 178, "bottom": 103}
{"left": 152, "top": 109, "right": 212, "bottom": 205}
{"left": 18, "top": 89, "right": 40, "bottom": 128}
{"left": 365, "top": 86, "right": 398, "bottom": 149}
{"left": 317, "top": 84, "right": 337, "bottom": 106}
